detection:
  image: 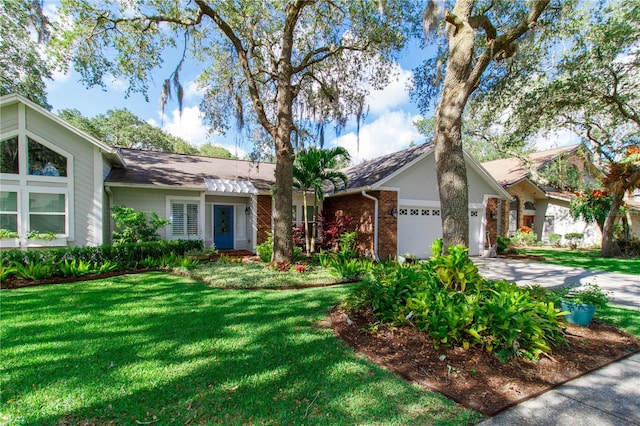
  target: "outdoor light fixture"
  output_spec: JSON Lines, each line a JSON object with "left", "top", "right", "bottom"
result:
{"left": 490, "top": 212, "right": 497, "bottom": 220}
{"left": 245, "top": 206, "right": 251, "bottom": 215}
{"left": 390, "top": 207, "right": 398, "bottom": 218}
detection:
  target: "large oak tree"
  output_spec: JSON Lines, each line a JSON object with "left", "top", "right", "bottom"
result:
{"left": 413, "top": 0, "right": 565, "bottom": 252}
{"left": 54, "top": 0, "right": 419, "bottom": 262}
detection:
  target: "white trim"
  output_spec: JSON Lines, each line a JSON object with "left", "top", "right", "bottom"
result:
{"left": 399, "top": 199, "right": 441, "bottom": 207}
{"left": 93, "top": 147, "right": 103, "bottom": 245}
{"left": 165, "top": 195, "right": 202, "bottom": 240}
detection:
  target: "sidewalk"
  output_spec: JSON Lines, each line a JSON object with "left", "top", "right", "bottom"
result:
{"left": 476, "top": 352, "right": 640, "bottom": 425}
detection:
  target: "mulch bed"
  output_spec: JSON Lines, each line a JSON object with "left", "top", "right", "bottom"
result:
{"left": 329, "top": 306, "right": 640, "bottom": 416}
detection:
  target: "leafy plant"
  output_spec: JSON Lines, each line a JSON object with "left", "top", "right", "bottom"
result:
{"left": 431, "top": 238, "right": 443, "bottom": 257}
{"left": 512, "top": 228, "right": 537, "bottom": 246}
{"left": 553, "top": 282, "right": 610, "bottom": 309}
{"left": 256, "top": 232, "right": 273, "bottom": 262}
{"left": 336, "top": 231, "right": 358, "bottom": 261}
{"left": 0, "top": 229, "right": 19, "bottom": 239}
{"left": 564, "top": 232, "right": 584, "bottom": 249}
{"left": 496, "top": 236, "right": 511, "bottom": 254}
{"left": 0, "top": 263, "right": 18, "bottom": 280}
{"left": 27, "top": 231, "right": 58, "bottom": 240}
{"left": 12, "top": 260, "right": 53, "bottom": 281}
{"left": 111, "top": 205, "right": 171, "bottom": 244}
{"left": 547, "top": 233, "right": 562, "bottom": 247}
{"left": 430, "top": 245, "right": 483, "bottom": 293}
{"left": 56, "top": 259, "right": 94, "bottom": 277}
{"left": 328, "top": 257, "right": 372, "bottom": 281}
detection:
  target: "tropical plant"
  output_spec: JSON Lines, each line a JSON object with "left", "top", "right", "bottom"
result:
{"left": 256, "top": 233, "right": 273, "bottom": 263}
{"left": 111, "top": 205, "right": 171, "bottom": 244}
{"left": 12, "top": 260, "right": 53, "bottom": 281}
{"left": 0, "top": 229, "right": 19, "bottom": 239}
{"left": 26, "top": 231, "right": 57, "bottom": 240}
{"left": 293, "top": 146, "right": 351, "bottom": 254}
{"left": 553, "top": 283, "right": 610, "bottom": 309}
{"left": 430, "top": 245, "right": 482, "bottom": 293}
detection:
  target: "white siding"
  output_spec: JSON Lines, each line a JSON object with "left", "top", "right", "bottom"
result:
{"left": 0, "top": 103, "right": 19, "bottom": 133}
{"left": 544, "top": 201, "right": 602, "bottom": 247}
{"left": 26, "top": 107, "right": 99, "bottom": 246}
{"left": 385, "top": 155, "right": 496, "bottom": 204}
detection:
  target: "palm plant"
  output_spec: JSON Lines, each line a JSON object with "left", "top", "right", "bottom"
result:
{"left": 293, "top": 146, "right": 350, "bottom": 254}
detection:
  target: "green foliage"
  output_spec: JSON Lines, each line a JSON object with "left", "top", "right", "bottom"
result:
{"left": 0, "top": 229, "right": 19, "bottom": 239}
{"left": 496, "top": 237, "right": 511, "bottom": 254}
{"left": 512, "top": 229, "right": 537, "bottom": 246}
{"left": 348, "top": 247, "right": 567, "bottom": 360}
{"left": 553, "top": 282, "right": 610, "bottom": 309}
{"left": 0, "top": 263, "right": 18, "bottom": 280}
{"left": 328, "top": 257, "right": 373, "bottom": 282}
{"left": 111, "top": 205, "right": 171, "bottom": 244}
{"left": 547, "top": 233, "right": 562, "bottom": 247}
{"left": 12, "top": 260, "right": 52, "bottom": 281}
{"left": 431, "top": 238, "right": 443, "bottom": 258}
{"left": 570, "top": 190, "right": 612, "bottom": 232}
{"left": 430, "top": 245, "right": 483, "bottom": 293}
{"left": 337, "top": 231, "right": 358, "bottom": 261}
{"left": 26, "top": 231, "right": 57, "bottom": 240}
{"left": 256, "top": 233, "right": 273, "bottom": 263}
{"left": 564, "top": 232, "right": 583, "bottom": 249}
{"left": 56, "top": 259, "right": 94, "bottom": 277}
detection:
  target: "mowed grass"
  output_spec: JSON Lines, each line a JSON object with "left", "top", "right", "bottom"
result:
{"left": 598, "top": 304, "right": 640, "bottom": 337}
{"left": 181, "top": 261, "right": 340, "bottom": 288}
{"left": 520, "top": 248, "right": 640, "bottom": 275}
{"left": 0, "top": 272, "right": 479, "bottom": 425}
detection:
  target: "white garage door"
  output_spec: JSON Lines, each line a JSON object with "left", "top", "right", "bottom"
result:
{"left": 398, "top": 206, "right": 483, "bottom": 258}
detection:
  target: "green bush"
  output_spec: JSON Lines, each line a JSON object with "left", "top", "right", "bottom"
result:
{"left": 256, "top": 233, "right": 273, "bottom": 262}
{"left": 111, "top": 205, "right": 171, "bottom": 244}
{"left": 512, "top": 229, "right": 537, "bottom": 246}
{"left": 547, "top": 233, "right": 562, "bottom": 247}
{"left": 328, "top": 257, "right": 373, "bottom": 282}
{"left": 0, "top": 240, "right": 203, "bottom": 282}
{"left": 564, "top": 232, "right": 584, "bottom": 249}
{"left": 347, "top": 246, "right": 567, "bottom": 360}
{"left": 496, "top": 237, "right": 511, "bottom": 254}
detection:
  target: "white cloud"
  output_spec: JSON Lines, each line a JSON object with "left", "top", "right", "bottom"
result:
{"left": 153, "top": 106, "right": 247, "bottom": 158}
{"left": 184, "top": 79, "right": 206, "bottom": 100}
{"left": 367, "top": 66, "right": 413, "bottom": 115}
{"left": 105, "top": 74, "right": 128, "bottom": 92}
{"left": 331, "top": 111, "right": 423, "bottom": 164}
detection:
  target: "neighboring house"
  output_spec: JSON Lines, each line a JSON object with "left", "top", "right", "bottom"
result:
{"left": 481, "top": 145, "right": 604, "bottom": 246}
{"left": 1, "top": 94, "right": 510, "bottom": 258}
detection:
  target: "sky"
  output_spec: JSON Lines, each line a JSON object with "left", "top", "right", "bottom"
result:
{"left": 44, "top": 15, "right": 575, "bottom": 164}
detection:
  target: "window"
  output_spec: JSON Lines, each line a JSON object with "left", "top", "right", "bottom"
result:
{"left": 399, "top": 208, "right": 408, "bottom": 216}
{"left": 235, "top": 206, "right": 246, "bottom": 240}
{"left": 0, "top": 137, "right": 19, "bottom": 174}
{"left": 171, "top": 201, "right": 199, "bottom": 237}
{"left": 421, "top": 209, "right": 429, "bottom": 216}
{"left": 410, "top": 209, "right": 419, "bottom": 216}
{"left": 29, "top": 193, "right": 66, "bottom": 234}
{"left": 0, "top": 191, "right": 18, "bottom": 232}
{"left": 432, "top": 209, "right": 440, "bottom": 216}
{"left": 28, "top": 137, "right": 67, "bottom": 177}
{"left": 470, "top": 210, "right": 478, "bottom": 217}
{"left": 524, "top": 201, "right": 536, "bottom": 210}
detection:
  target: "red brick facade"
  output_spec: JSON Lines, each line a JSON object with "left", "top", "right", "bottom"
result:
{"left": 256, "top": 194, "right": 272, "bottom": 245}
{"left": 322, "top": 190, "right": 398, "bottom": 260}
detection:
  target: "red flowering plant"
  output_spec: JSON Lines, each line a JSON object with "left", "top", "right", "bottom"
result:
{"left": 320, "top": 214, "right": 353, "bottom": 251}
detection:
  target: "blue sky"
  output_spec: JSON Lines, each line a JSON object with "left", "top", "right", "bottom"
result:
{"left": 44, "top": 14, "right": 573, "bottom": 163}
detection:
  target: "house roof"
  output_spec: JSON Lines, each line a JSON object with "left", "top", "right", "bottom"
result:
{"left": 481, "top": 144, "right": 582, "bottom": 186}
{"left": 336, "top": 143, "right": 435, "bottom": 191}
{"left": 105, "top": 148, "right": 276, "bottom": 191}
{"left": 0, "top": 93, "right": 125, "bottom": 166}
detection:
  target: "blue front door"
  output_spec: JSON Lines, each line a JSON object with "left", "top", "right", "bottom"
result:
{"left": 214, "top": 205, "right": 234, "bottom": 249}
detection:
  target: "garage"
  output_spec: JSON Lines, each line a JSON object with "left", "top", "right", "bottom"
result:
{"left": 398, "top": 206, "right": 483, "bottom": 258}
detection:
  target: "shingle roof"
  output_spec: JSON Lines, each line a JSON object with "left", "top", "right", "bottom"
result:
{"left": 481, "top": 144, "right": 581, "bottom": 186}
{"left": 105, "top": 148, "right": 276, "bottom": 191}
{"left": 335, "top": 143, "right": 434, "bottom": 191}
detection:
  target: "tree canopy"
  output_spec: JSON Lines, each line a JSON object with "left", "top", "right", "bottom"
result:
{"left": 54, "top": 0, "right": 420, "bottom": 262}
{"left": 58, "top": 108, "right": 236, "bottom": 158}
{"left": 0, "top": 0, "right": 56, "bottom": 108}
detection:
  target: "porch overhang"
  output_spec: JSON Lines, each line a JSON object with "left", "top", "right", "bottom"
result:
{"left": 204, "top": 178, "right": 258, "bottom": 195}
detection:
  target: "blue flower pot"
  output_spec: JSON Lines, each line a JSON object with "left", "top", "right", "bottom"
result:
{"left": 561, "top": 300, "right": 596, "bottom": 326}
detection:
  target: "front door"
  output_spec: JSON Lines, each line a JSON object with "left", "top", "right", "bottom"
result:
{"left": 214, "top": 205, "right": 234, "bottom": 249}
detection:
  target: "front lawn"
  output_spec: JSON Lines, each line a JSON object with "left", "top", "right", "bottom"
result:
{"left": 1, "top": 272, "right": 479, "bottom": 425}
{"left": 180, "top": 261, "right": 340, "bottom": 288}
{"left": 518, "top": 248, "right": 640, "bottom": 275}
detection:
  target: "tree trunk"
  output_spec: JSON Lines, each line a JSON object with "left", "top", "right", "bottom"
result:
{"left": 601, "top": 190, "right": 623, "bottom": 258}
{"left": 272, "top": 118, "right": 295, "bottom": 263}
{"left": 434, "top": 2, "right": 474, "bottom": 252}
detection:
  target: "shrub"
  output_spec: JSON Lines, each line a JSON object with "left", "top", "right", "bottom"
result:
{"left": 512, "top": 228, "right": 537, "bottom": 246}
{"left": 256, "top": 233, "right": 273, "bottom": 262}
{"left": 328, "top": 257, "right": 373, "bottom": 281}
{"left": 496, "top": 237, "right": 511, "bottom": 254}
{"left": 617, "top": 238, "right": 640, "bottom": 257}
{"left": 0, "top": 229, "right": 19, "bottom": 239}
{"left": 111, "top": 205, "right": 171, "bottom": 244}
{"left": 553, "top": 282, "right": 610, "bottom": 309}
{"left": 564, "top": 232, "right": 583, "bottom": 249}
{"left": 547, "top": 233, "right": 562, "bottom": 247}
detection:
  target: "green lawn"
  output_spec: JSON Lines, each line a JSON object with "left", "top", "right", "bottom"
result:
{"left": 519, "top": 248, "right": 640, "bottom": 275}
{"left": 1, "top": 272, "right": 479, "bottom": 425}
{"left": 180, "top": 261, "right": 340, "bottom": 288}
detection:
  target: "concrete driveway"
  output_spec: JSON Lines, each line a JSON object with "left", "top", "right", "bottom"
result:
{"left": 473, "top": 257, "right": 640, "bottom": 310}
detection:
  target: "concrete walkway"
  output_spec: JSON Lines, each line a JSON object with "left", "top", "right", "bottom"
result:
{"left": 473, "top": 258, "right": 640, "bottom": 425}
{"left": 474, "top": 257, "right": 640, "bottom": 310}
{"left": 476, "top": 352, "right": 640, "bottom": 426}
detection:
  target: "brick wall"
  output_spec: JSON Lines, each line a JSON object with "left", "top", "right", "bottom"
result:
{"left": 323, "top": 190, "right": 397, "bottom": 260}
{"left": 485, "top": 198, "right": 499, "bottom": 245}
{"left": 256, "top": 194, "right": 272, "bottom": 245}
